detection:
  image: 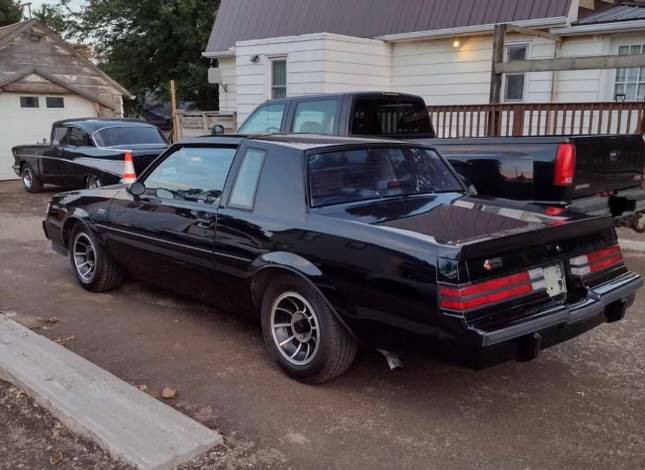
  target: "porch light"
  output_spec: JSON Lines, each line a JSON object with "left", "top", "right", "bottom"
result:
{"left": 452, "top": 39, "right": 461, "bottom": 48}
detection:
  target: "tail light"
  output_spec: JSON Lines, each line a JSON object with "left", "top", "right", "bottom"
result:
{"left": 554, "top": 143, "right": 576, "bottom": 186}
{"left": 569, "top": 245, "right": 623, "bottom": 276}
{"left": 439, "top": 269, "right": 544, "bottom": 312}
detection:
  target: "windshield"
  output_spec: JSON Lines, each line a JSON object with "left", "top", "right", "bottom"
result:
{"left": 94, "top": 126, "right": 166, "bottom": 147}
{"left": 351, "top": 97, "right": 434, "bottom": 137}
{"left": 308, "top": 147, "right": 463, "bottom": 207}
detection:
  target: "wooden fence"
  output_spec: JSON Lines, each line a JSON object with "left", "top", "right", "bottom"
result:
{"left": 427, "top": 102, "right": 645, "bottom": 138}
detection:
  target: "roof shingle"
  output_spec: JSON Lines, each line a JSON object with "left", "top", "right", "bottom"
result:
{"left": 206, "top": 0, "right": 574, "bottom": 54}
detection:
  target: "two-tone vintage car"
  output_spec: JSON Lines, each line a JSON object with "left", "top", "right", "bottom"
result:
{"left": 42, "top": 134, "right": 642, "bottom": 382}
{"left": 12, "top": 118, "right": 168, "bottom": 192}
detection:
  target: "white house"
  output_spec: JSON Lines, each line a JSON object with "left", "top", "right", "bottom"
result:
{"left": 0, "top": 19, "right": 132, "bottom": 180}
{"left": 203, "top": 0, "right": 645, "bottom": 127}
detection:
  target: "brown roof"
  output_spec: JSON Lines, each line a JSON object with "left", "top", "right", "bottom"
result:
{"left": 206, "top": 0, "right": 574, "bottom": 54}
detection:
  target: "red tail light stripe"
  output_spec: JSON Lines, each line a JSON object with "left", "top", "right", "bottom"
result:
{"left": 587, "top": 245, "right": 621, "bottom": 263}
{"left": 589, "top": 254, "right": 623, "bottom": 272}
{"left": 569, "top": 244, "right": 624, "bottom": 276}
{"left": 440, "top": 284, "right": 533, "bottom": 310}
{"left": 439, "top": 272, "right": 530, "bottom": 298}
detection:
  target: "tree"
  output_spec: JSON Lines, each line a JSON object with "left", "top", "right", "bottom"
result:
{"left": 0, "top": 0, "right": 22, "bottom": 26}
{"left": 73, "top": 0, "right": 220, "bottom": 113}
{"left": 32, "top": 1, "right": 73, "bottom": 38}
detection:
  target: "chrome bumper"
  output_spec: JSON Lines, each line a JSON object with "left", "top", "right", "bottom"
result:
{"left": 479, "top": 272, "right": 643, "bottom": 347}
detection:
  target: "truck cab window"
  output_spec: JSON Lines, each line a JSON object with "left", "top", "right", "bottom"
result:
{"left": 51, "top": 126, "right": 68, "bottom": 145}
{"left": 351, "top": 97, "right": 433, "bottom": 137}
{"left": 292, "top": 99, "right": 337, "bottom": 134}
{"left": 238, "top": 103, "right": 285, "bottom": 134}
{"left": 143, "top": 146, "right": 236, "bottom": 204}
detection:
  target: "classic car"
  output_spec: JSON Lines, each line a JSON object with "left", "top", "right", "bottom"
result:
{"left": 12, "top": 118, "right": 168, "bottom": 192}
{"left": 43, "top": 134, "right": 643, "bottom": 383}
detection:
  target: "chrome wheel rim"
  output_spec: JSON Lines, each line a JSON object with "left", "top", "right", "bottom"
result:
{"left": 87, "top": 176, "right": 102, "bottom": 189}
{"left": 73, "top": 233, "right": 97, "bottom": 282}
{"left": 22, "top": 168, "right": 32, "bottom": 189}
{"left": 270, "top": 292, "right": 320, "bottom": 366}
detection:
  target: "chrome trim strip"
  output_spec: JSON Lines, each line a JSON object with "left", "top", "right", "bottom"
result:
{"left": 96, "top": 224, "right": 252, "bottom": 262}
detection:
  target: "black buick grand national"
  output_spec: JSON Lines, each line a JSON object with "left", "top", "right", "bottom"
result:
{"left": 42, "top": 134, "right": 642, "bottom": 383}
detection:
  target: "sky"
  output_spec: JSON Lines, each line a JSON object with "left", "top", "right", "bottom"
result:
{"left": 27, "top": 0, "right": 86, "bottom": 13}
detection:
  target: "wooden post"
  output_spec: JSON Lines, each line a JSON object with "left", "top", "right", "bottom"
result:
{"left": 488, "top": 24, "right": 506, "bottom": 136}
{"left": 170, "top": 80, "right": 179, "bottom": 143}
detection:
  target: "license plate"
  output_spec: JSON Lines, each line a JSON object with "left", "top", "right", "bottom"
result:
{"left": 543, "top": 264, "right": 566, "bottom": 298}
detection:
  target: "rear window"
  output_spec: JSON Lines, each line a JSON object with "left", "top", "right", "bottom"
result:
{"left": 94, "top": 126, "right": 166, "bottom": 147}
{"left": 308, "top": 147, "right": 462, "bottom": 207}
{"left": 351, "top": 97, "right": 433, "bottom": 137}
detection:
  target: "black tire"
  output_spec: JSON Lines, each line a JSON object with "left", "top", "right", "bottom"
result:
{"left": 68, "top": 224, "right": 123, "bottom": 292}
{"left": 86, "top": 175, "right": 103, "bottom": 190}
{"left": 632, "top": 213, "right": 645, "bottom": 233}
{"left": 21, "top": 164, "right": 43, "bottom": 193}
{"left": 261, "top": 274, "right": 357, "bottom": 383}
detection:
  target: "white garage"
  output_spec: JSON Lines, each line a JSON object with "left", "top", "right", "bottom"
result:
{"left": 0, "top": 93, "right": 98, "bottom": 180}
{"left": 0, "top": 19, "right": 133, "bottom": 180}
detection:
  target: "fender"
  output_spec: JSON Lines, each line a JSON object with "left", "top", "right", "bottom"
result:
{"left": 249, "top": 251, "right": 366, "bottom": 347}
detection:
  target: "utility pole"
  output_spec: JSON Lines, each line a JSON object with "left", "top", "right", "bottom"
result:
{"left": 170, "top": 80, "right": 179, "bottom": 143}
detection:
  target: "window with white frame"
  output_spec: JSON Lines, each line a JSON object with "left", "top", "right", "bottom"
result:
{"left": 271, "top": 59, "right": 287, "bottom": 99}
{"left": 504, "top": 44, "right": 528, "bottom": 101}
{"left": 614, "top": 44, "right": 645, "bottom": 101}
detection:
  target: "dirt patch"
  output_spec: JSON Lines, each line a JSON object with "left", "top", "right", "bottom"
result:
{"left": 0, "top": 379, "right": 131, "bottom": 470}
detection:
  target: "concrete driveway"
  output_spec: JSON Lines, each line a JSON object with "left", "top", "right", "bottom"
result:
{"left": 1, "top": 180, "right": 644, "bottom": 470}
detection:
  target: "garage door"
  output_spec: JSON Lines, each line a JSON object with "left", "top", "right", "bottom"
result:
{"left": 0, "top": 93, "right": 97, "bottom": 180}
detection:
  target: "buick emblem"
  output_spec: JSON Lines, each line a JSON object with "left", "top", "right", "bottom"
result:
{"left": 483, "top": 258, "right": 503, "bottom": 271}
{"left": 483, "top": 260, "right": 492, "bottom": 271}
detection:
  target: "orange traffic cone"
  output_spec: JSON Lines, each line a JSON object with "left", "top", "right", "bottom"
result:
{"left": 122, "top": 150, "right": 137, "bottom": 184}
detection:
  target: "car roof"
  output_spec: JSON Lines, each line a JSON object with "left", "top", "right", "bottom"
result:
{"left": 180, "top": 133, "right": 429, "bottom": 152}
{"left": 53, "top": 118, "right": 158, "bottom": 133}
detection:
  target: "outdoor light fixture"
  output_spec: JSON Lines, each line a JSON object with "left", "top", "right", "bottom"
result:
{"left": 250, "top": 55, "right": 260, "bottom": 63}
{"left": 452, "top": 39, "right": 461, "bottom": 48}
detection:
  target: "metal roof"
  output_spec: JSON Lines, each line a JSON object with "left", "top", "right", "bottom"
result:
{"left": 577, "top": 4, "right": 645, "bottom": 24}
{"left": 206, "top": 0, "right": 574, "bottom": 54}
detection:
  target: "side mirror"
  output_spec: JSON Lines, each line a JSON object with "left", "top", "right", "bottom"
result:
{"left": 128, "top": 181, "right": 145, "bottom": 196}
{"left": 212, "top": 124, "right": 225, "bottom": 135}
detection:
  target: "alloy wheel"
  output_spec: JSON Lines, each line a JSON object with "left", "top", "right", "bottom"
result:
{"left": 270, "top": 292, "right": 320, "bottom": 365}
{"left": 22, "top": 168, "right": 32, "bottom": 189}
{"left": 73, "top": 232, "right": 97, "bottom": 282}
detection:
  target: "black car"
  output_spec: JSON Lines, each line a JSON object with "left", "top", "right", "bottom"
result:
{"left": 43, "top": 134, "right": 642, "bottom": 382}
{"left": 12, "top": 118, "right": 168, "bottom": 192}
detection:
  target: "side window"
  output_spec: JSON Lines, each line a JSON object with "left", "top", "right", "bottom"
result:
{"left": 504, "top": 44, "right": 528, "bottom": 102}
{"left": 292, "top": 99, "right": 337, "bottom": 134}
{"left": 143, "top": 146, "right": 236, "bottom": 204}
{"left": 46, "top": 97, "right": 65, "bottom": 108}
{"left": 238, "top": 103, "right": 285, "bottom": 134}
{"left": 68, "top": 128, "right": 91, "bottom": 146}
{"left": 229, "top": 148, "right": 266, "bottom": 210}
{"left": 52, "top": 126, "right": 68, "bottom": 145}
{"left": 271, "top": 59, "right": 287, "bottom": 99}
{"left": 20, "top": 96, "right": 39, "bottom": 108}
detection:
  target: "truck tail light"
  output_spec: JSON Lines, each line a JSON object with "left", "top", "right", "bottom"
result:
{"left": 439, "top": 270, "right": 544, "bottom": 312}
{"left": 569, "top": 245, "right": 623, "bottom": 276}
{"left": 554, "top": 143, "right": 576, "bottom": 186}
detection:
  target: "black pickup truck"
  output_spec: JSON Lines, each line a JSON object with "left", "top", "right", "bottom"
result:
{"left": 12, "top": 118, "right": 168, "bottom": 192}
{"left": 238, "top": 92, "right": 645, "bottom": 229}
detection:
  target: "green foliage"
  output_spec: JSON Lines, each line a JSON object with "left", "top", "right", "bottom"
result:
{"left": 0, "top": 0, "right": 23, "bottom": 26}
{"left": 74, "top": 0, "right": 220, "bottom": 112}
{"left": 32, "top": 1, "right": 73, "bottom": 38}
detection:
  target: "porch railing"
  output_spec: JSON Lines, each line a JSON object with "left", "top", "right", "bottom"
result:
{"left": 427, "top": 102, "right": 645, "bottom": 138}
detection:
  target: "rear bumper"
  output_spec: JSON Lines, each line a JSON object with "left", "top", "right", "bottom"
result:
{"left": 449, "top": 272, "right": 642, "bottom": 368}
{"left": 569, "top": 187, "right": 645, "bottom": 219}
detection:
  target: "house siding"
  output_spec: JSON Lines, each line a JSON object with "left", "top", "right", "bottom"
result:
{"left": 222, "top": 29, "right": 645, "bottom": 129}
